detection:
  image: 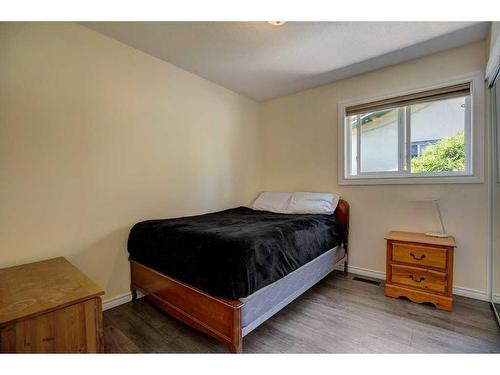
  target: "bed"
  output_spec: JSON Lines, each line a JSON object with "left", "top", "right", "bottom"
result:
{"left": 128, "top": 199, "right": 349, "bottom": 353}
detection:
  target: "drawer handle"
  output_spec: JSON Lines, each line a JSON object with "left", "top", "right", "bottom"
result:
{"left": 409, "top": 252, "right": 426, "bottom": 261}
{"left": 409, "top": 275, "right": 425, "bottom": 283}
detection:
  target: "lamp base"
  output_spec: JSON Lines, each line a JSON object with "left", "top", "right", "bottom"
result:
{"left": 425, "top": 231, "right": 449, "bottom": 238}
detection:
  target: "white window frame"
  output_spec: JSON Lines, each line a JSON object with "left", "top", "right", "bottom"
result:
{"left": 337, "top": 71, "right": 485, "bottom": 185}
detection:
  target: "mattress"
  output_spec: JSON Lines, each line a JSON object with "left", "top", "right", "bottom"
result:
{"left": 241, "top": 246, "right": 345, "bottom": 336}
{"left": 128, "top": 207, "right": 344, "bottom": 299}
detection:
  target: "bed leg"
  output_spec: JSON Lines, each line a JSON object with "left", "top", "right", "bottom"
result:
{"left": 131, "top": 288, "right": 138, "bottom": 301}
{"left": 343, "top": 260, "right": 348, "bottom": 274}
{"left": 228, "top": 341, "right": 243, "bottom": 354}
{"left": 228, "top": 305, "right": 242, "bottom": 353}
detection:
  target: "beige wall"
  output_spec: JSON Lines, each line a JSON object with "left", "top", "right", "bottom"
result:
{"left": 259, "top": 41, "right": 489, "bottom": 296}
{"left": 489, "top": 22, "right": 500, "bottom": 301}
{"left": 0, "top": 23, "right": 492, "bottom": 303}
{"left": 0, "top": 23, "right": 260, "bottom": 301}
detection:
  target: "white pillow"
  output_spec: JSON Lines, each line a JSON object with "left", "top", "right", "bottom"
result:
{"left": 287, "top": 192, "right": 340, "bottom": 214}
{"left": 251, "top": 192, "right": 292, "bottom": 213}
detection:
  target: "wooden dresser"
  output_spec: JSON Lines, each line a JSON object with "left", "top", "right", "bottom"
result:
{"left": 0, "top": 257, "right": 104, "bottom": 353}
{"left": 384, "top": 231, "right": 456, "bottom": 311}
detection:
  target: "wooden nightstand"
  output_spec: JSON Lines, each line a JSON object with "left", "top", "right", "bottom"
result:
{"left": 384, "top": 231, "right": 456, "bottom": 311}
{"left": 0, "top": 257, "right": 104, "bottom": 352}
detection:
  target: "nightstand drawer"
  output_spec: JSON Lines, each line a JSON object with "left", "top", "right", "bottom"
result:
{"left": 392, "top": 243, "right": 447, "bottom": 270}
{"left": 391, "top": 264, "right": 447, "bottom": 294}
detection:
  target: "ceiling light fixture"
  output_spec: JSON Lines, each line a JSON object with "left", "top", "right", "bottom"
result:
{"left": 268, "top": 21, "right": 286, "bottom": 26}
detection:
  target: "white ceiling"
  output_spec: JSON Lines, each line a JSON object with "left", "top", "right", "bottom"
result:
{"left": 81, "top": 22, "right": 489, "bottom": 101}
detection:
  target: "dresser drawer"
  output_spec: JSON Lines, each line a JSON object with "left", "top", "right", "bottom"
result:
{"left": 392, "top": 242, "right": 447, "bottom": 270}
{"left": 391, "top": 264, "right": 447, "bottom": 294}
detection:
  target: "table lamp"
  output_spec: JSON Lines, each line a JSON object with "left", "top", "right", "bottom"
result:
{"left": 418, "top": 199, "right": 449, "bottom": 238}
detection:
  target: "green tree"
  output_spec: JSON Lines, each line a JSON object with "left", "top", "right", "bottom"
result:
{"left": 411, "top": 132, "right": 465, "bottom": 173}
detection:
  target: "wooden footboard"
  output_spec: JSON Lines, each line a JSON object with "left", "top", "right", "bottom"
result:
{"left": 129, "top": 199, "right": 349, "bottom": 353}
{"left": 130, "top": 261, "right": 243, "bottom": 353}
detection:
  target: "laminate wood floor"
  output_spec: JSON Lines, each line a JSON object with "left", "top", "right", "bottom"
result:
{"left": 103, "top": 271, "right": 500, "bottom": 353}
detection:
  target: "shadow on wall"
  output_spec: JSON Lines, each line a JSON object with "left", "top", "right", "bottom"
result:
{"left": 68, "top": 226, "right": 132, "bottom": 300}
{"left": 0, "top": 22, "right": 259, "bottom": 303}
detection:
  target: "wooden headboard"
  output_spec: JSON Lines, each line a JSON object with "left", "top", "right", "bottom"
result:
{"left": 335, "top": 199, "right": 349, "bottom": 250}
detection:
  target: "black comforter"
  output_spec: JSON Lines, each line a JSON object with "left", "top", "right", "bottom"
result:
{"left": 128, "top": 207, "right": 344, "bottom": 299}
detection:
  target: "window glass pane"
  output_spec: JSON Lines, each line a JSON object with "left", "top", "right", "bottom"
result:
{"left": 410, "top": 96, "right": 467, "bottom": 173}
{"left": 348, "top": 115, "right": 358, "bottom": 175}
{"left": 359, "top": 108, "right": 399, "bottom": 173}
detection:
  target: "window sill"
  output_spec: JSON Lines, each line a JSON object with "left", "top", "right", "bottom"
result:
{"left": 338, "top": 174, "right": 484, "bottom": 185}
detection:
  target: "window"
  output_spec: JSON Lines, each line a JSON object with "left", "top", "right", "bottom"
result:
{"left": 338, "top": 76, "right": 484, "bottom": 185}
{"left": 410, "top": 140, "right": 438, "bottom": 158}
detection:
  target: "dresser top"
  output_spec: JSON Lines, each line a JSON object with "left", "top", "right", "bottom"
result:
{"left": 0, "top": 257, "right": 103, "bottom": 326}
{"left": 385, "top": 231, "right": 456, "bottom": 247}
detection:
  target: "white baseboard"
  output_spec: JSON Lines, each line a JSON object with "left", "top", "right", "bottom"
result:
{"left": 102, "top": 291, "right": 144, "bottom": 311}
{"left": 336, "top": 263, "right": 489, "bottom": 301}
{"left": 102, "top": 292, "right": 132, "bottom": 311}
{"left": 335, "top": 264, "right": 386, "bottom": 280}
{"left": 493, "top": 294, "right": 500, "bottom": 304}
{"left": 453, "top": 286, "right": 489, "bottom": 301}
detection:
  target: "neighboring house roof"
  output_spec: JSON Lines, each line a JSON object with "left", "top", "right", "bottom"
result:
{"left": 352, "top": 103, "right": 431, "bottom": 133}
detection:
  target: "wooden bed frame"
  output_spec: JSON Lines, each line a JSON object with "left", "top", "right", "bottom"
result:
{"left": 130, "top": 199, "right": 349, "bottom": 353}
